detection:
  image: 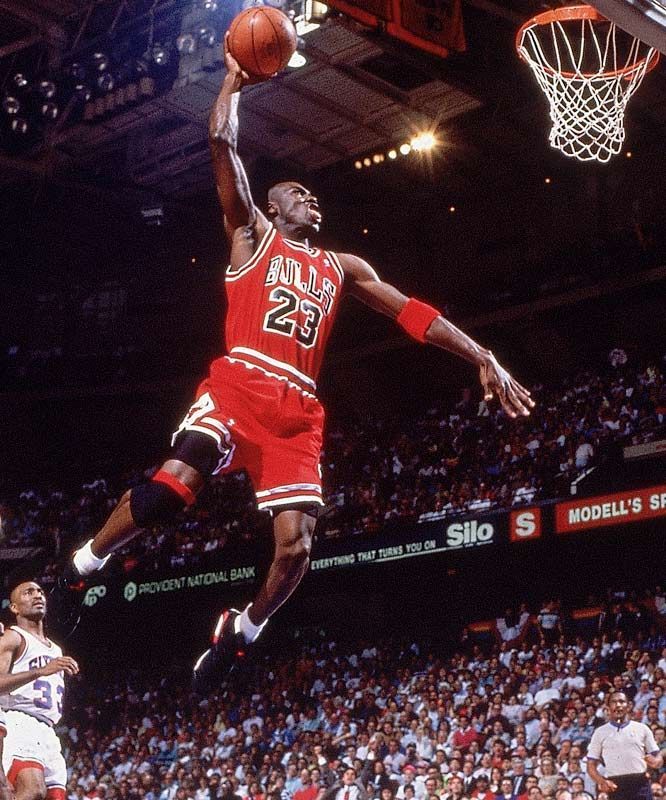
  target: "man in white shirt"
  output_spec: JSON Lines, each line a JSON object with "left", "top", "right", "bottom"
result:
{"left": 587, "top": 692, "right": 663, "bottom": 800}
{"left": 534, "top": 677, "right": 561, "bottom": 710}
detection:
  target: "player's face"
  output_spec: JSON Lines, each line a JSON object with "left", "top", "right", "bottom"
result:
{"left": 275, "top": 183, "right": 322, "bottom": 232}
{"left": 10, "top": 582, "right": 46, "bottom": 621}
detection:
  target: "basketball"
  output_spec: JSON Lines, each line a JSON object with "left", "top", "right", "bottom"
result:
{"left": 227, "top": 7, "right": 298, "bottom": 78}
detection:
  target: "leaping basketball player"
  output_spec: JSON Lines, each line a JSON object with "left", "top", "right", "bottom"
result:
{"left": 49, "top": 36, "right": 534, "bottom": 688}
{"left": 0, "top": 582, "right": 79, "bottom": 800}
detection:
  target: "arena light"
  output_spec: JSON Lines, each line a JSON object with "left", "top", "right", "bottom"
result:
{"left": 198, "top": 27, "right": 217, "bottom": 47}
{"left": 287, "top": 51, "right": 307, "bottom": 68}
{"left": 363, "top": 157, "right": 371, "bottom": 167}
{"left": 92, "top": 52, "right": 109, "bottom": 72}
{"left": 387, "top": 149, "right": 397, "bottom": 159}
{"left": 296, "top": 0, "right": 327, "bottom": 34}
{"left": 410, "top": 131, "right": 436, "bottom": 152}
{"left": 176, "top": 33, "right": 197, "bottom": 53}
{"left": 2, "top": 96, "right": 20, "bottom": 115}
{"left": 399, "top": 143, "right": 411, "bottom": 155}
{"left": 74, "top": 84, "right": 92, "bottom": 102}
{"left": 354, "top": 160, "right": 362, "bottom": 169}
{"left": 40, "top": 101, "right": 59, "bottom": 120}
{"left": 38, "top": 80, "right": 57, "bottom": 99}
{"left": 151, "top": 43, "right": 170, "bottom": 66}
{"left": 11, "top": 117, "right": 28, "bottom": 134}
{"left": 202, "top": 0, "right": 218, "bottom": 10}
{"left": 97, "top": 72, "right": 115, "bottom": 92}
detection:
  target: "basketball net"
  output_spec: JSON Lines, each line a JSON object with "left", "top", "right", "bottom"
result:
{"left": 516, "top": 6, "right": 659, "bottom": 163}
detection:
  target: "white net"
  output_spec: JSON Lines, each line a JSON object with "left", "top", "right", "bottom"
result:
{"left": 517, "top": 7, "right": 659, "bottom": 163}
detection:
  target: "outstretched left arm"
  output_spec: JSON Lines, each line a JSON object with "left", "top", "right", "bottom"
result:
{"left": 338, "top": 252, "right": 535, "bottom": 419}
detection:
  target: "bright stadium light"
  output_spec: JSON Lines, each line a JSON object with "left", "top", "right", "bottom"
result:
{"left": 288, "top": 51, "right": 307, "bottom": 68}
{"left": 410, "top": 131, "right": 436, "bottom": 152}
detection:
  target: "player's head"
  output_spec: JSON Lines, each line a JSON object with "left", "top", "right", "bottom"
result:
{"left": 9, "top": 581, "right": 46, "bottom": 622}
{"left": 267, "top": 181, "right": 321, "bottom": 235}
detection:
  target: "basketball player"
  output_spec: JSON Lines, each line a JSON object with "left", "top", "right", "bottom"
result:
{"left": 0, "top": 632, "right": 9, "bottom": 800}
{"left": 0, "top": 731, "right": 7, "bottom": 800}
{"left": 49, "top": 36, "right": 534, "bottom": 687}
{"left": 0, "top": 582, "right": 79, "bottom": 800}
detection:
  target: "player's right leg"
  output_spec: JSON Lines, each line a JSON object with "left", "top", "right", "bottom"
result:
{"left": 2, "top": 713, "right": 48, "bottom": 800}
{"left": 0, "top": 714, "right": 9, "bottom": 800}
{"left": 8, "top": 766, "right": 46, "bottom": 800}
{"left": 48, "top": 426, "right": 226, "bottom": 639}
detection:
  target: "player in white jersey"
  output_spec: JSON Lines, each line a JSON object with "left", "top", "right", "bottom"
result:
{"left": 0, "top": 582, "right": 79, "bottom": 800}
{"left": 0, "top": 622, "right": 9, "bottom": 800}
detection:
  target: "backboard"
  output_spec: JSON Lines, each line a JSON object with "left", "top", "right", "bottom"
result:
{"left": 589, "top": 0, "right": 666, "bottom": 54}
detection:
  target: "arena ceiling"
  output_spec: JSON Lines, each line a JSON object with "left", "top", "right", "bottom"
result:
{"left": 1, "top": 0, "right": 666, "bottom": 200}
{"left": 1, "top": 0, "right": 666, "bottom": 345}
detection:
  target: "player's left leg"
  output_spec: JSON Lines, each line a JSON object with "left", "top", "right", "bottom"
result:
{"left": 48, "top": 423, "right": 225, "bottom": 638}
{"left": 42, "top": 735, "right": 66, "bottom": 800}
{"left": 193, "top": 507, "right": 317, "bottom": 690}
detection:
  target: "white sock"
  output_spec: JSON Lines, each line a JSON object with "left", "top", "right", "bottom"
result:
{"left": 236, "top": 603, "right": 267, "bottom": 644}
{"left": 73, "top": 540, "right": 111, "bottom": 576}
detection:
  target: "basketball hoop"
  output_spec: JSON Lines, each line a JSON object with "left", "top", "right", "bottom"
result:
{"left": 516, "top": 5, "right": 660, "bottom": 162}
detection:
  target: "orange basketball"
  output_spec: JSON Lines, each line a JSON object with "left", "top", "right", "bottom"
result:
{"left": 227, "top": 6, "right": 297, "bottom": 78}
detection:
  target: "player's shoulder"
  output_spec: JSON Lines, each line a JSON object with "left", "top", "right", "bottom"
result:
{"left": 0, "top": 626, "right": 24, "bottom": 651}
{"left": 334, "top": 252, "right": 378, "bottom": 280}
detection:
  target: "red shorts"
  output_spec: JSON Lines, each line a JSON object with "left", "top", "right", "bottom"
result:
{"left": 172, "top": 357, "right": 325, "bottom": 510}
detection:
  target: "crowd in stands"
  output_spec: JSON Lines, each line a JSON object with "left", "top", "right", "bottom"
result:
{"left": 57, "top": 587, "right": 666, "bottom": 800}
{"left": 0, "top": 352, "right": 664, "bottom": 574}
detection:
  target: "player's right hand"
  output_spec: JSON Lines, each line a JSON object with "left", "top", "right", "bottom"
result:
{"left": 479, "top": 351, "right": 535, "bottom": 418}
{"left": 598, "top": 780, "right": 617, "bottom": 794}
{"left": 223, "top": 32, "right": 275, "bottom": 88}
{"left": 39, "top": 656, "right": 79, "bottom": 677}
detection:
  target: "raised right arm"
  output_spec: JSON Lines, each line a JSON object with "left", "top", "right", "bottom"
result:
{"left": 209, "top": 34, "right": 270, "bottom": 247}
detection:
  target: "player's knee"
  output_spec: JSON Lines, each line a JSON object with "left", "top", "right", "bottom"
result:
{"left": 15, "top": 782, "right": 46, "bottom": 800}
{"left": 129, "top": 473, "right": 196, "bottom": 528}
{"left": 276, "top": 532, "right": 312, "bottom": 572}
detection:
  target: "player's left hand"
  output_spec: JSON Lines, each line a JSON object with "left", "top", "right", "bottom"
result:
{"left": 479, "top": 351, "right": 535, "bottom": 418}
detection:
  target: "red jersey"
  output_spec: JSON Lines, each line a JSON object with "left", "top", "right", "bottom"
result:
{"left": 223, "top": 225, "right": 345, "bottom": 395}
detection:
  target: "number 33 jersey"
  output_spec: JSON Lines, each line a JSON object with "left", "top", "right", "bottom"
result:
{"left": 1, "top": 627, "right": 64, "bottom": 725}
{"left": 224, "top": 226, "right": 344, "bottom": 394}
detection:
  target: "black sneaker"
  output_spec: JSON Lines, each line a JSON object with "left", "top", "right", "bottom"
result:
{"left": 47, "top": 560, "right": 89, "bottom": 640}
{"left": 192, "top": 608, "right": 248, "bottom": 692}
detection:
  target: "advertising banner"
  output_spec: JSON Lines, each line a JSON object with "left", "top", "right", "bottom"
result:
{"left": 310, "top": 511, "right": 505, "bottom": 572}
{"left": 555, "top": 484, "right": 666, "bottom": 534}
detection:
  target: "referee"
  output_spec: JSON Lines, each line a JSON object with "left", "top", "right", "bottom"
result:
{"left": 587, "top": 691, "right": 663, "bottom": 800}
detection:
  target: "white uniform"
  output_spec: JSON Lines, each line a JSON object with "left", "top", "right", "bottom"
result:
{"left": 587, "top": 720, "right": 659, "bottom": 776}
{"left": 0, "top": 627, "right": 66, "bottom": 791}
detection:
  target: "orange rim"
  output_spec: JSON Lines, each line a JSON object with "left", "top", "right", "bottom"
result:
{"left": 516, "top": 4, "right": 660, "bottom": 80}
